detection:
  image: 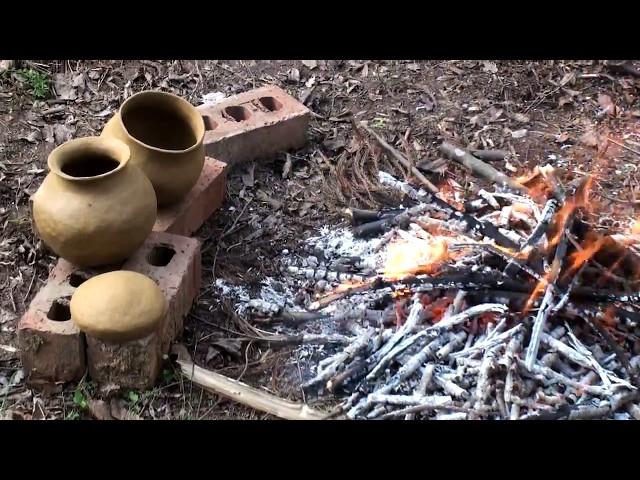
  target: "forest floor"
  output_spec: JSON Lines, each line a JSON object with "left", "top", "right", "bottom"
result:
{"left": 1, "top": 59, "right": 639, "bottom": 419}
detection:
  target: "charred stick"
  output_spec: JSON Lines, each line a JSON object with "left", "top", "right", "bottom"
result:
{"left": 440, "top": 141, "right": 528, "bottom": 194}
{"left": 365, "top": 300, "right": 424, "bottom": 378}
{"left": 379, "top": 337, "right": 449, "bottom": 395}
{"left": 368, "top": 393, "right": 453, "bottom": 408}
{"left": 252, "top": 334, "right": 352, "bottom": 351}
{"left": 303, "top": 328, "right": 375, "bottom": 389}
{"left": 285, "top": 266, "right": 365, "bottom": 283}
{"left": 451, "top": 324, "right": 524, "bottom": 359}
{"left": 344, "top": 207, "right": 404, "bottom": 225}
{"left": 525, "top": 213, "right": 573, "bottom": 370}
{"left": 503, "top": 198, "right": 557, "bottom": 277}
{"left": 434, "top": 373, "right": 469, "bottom": 399}
{"left": 379, "top": 402, "right": 467, "bottom": 420}
{"left": 351, "top": 204, "right": 430, "bottom": 237}
{"left": 517, "top": 359, "right": 608, "bottom": 396}
{"left": 470, "top": 149, "right": 509, "bottom": 162}
{"left": 426, "top": 303, "right": 508, "bottom": 333}
{"left": 474, "top": 346, "right": 500, "bottom": 409}
{"left": 453, "top": 243, "right": 544, "bottom": 282}
{"left": 327, "top": 358, "right": 367, "bottom": 393}
{"left": 379, "top": 170, "right": 519, "bottom": 249}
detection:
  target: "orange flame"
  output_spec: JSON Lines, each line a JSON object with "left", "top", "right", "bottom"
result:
{"left": 523, "top": 272, "right": 550, "bottom": 314}
{"left": 632, "top": 220, "right": 640, "bottom": 235}
{"left": 565, "top": 236, "right": 606, "bottom": 279}
{"left": 382, "top": 237, "right": 449, "bottom": 280}
{"left": 548, "top": 176, "right": 594, "bottom": 248}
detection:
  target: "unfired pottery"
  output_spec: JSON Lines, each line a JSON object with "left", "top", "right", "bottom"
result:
{"left": 70, "top": 270, "right": 166, "bottom": 343}
{"left": 101, "top": 90, "right": 205, "bottom": 207}
{"left": 31, "top": 136, "right": 157, "bottom": 267}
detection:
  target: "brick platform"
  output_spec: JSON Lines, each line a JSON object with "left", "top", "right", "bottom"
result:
{"left": 18, "top": 232, "right": 201, "bottom": 389}
{"left": 197, "top": 85, "right": 310, "bottom": 166}
{"left": 153, "top": 157, "right": 227, "bottom": 237}
{"left": 122, "top": 231, "right": 201, "bottom": 357}
{"left": 86, "top": 332, "right": 161, "bottom": 390}
{"left": 17, "top": 281, "right": 86, "bottom": 385}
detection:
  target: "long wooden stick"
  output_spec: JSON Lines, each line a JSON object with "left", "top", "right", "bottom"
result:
{"left": 440, "top": 142, "right": 528, "bottom": 194}
{"left": 357, "top": 121, "right": 440, "bottom": 193}
{"left": 173, "top": 344, "right": 328, "bottom": 420}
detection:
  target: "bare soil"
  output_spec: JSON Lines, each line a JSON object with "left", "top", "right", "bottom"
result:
{"left": 1, "top": 60, "right": 639, "bottom": 420}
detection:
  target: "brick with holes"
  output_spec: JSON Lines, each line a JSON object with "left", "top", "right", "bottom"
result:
{"left": 121, "top": 231, "right": 201, "bottom": 356}
{"left": 86, "top": 232, "right": 201, "bottom": 389}
{"left": 17, "top": 281, "right": 86, "bottom": 385}
{"left": 153, "top": 157, "right": 228, "bottom": 236}
{"left": 197, "top": 85, "right": 310, "bottom": 166}
{"left": 86, "top": 332, "right": 161, "bottom": 390}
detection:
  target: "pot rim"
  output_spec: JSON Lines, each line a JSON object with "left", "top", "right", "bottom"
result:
{"left": 48, "top": 136, "right": 131, "bottom": 182}
{"left": 117, "top": 90, "right": 205, "bottom": 155}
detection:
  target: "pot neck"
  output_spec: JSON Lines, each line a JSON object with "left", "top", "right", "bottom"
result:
{"left": 48, "top": 137, "right": 130, "bottom": 183}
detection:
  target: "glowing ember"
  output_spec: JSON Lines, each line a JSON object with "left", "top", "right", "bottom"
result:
{"left": 632, "top": 220, "right": 640, "bottom": 235}
{"left": 383, "top": 237, "right": 449, "bottom": 280}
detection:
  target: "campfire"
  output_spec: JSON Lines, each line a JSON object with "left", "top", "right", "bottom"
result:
{"left": 215, "top": 129, "right": 640, "bottom": 420}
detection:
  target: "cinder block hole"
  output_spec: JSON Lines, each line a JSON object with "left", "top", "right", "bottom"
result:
{"left": 47, "top": 298, "right": 71, "bottom": 322}
{"left": 61, "top": 154, "right": 120, "bottom": 178}
{"left": 224, "top": 106, "right": 251, "bottom": 122}
{"left": 68, "top": 272, "right": 90, "bottom": 287}
{"left": 147, "top": 245, "right": 176, "bottom": 266}
{"left": 202, "top": 115, "right": 218, "bottom": 131}
{"left": 258, "top": 96, "right": 283, "bottom": 112}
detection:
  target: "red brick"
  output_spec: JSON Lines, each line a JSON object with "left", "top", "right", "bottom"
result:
{"left": 85, "top": 332, "right": 161, "bottom": 390}
{"left": 20, "top": 231, "right": 201, "bottom": 389}
{"left": 153, "top": 157, "right": 227, "bottom": 236}
{"left": 17, "top": 281, "right": 86, "bottom": 385}
{"left": 197, "top": 85, "right": 310, "bottom": 166}
{"left": 122, "top": 231, "right": 201, "bottom": 356}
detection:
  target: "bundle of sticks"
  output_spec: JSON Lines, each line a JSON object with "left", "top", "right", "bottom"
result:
{"left": 231, "top": 137, "right": 640, "bottom": 420}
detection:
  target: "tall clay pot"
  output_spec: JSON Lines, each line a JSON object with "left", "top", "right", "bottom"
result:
{"left": 101, "top": 90, "right": 205, "bottom": 207}
{"left": 31, "top": 137, "right": 157, "bottom": 267}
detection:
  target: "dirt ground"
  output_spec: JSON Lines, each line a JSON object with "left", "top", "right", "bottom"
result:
{"left": 1, "top": 60, "right": 640, "bottom": 420}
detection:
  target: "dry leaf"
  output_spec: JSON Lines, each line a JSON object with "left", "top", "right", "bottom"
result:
{"left": 53, "top": 124, "right": 76, "bottom": 145}
{"left": 109, "top": 398, "right": 142, "bottom": 421}
{"left": 88, "top": 399, "right": 114, "bottom": 420}
{"left": 579, "top": 129, "right": 600, "bottom": 148}
{"left": 19, "top": 130, "right": 42, "bottom": 143}
{"left": 559, "top": 72, "right": 576, "bottom": 86}
{"left": 555, "top": 132, "right": 570, "bottom": 143}
{"left": 282, "top": 153, "right": 292, "bottom": 179}
{"left": 509, "top": 112, "right": 530, "bottom": 123}
{"left": 287, "top": 68, "right": 300, "bottom": 83}
{"left": 302, "top": 60, "right": 318, "bottom": 70}
{"left": 598, "top": 93, "right": 617, "bottom": 116}
{"left": 241, "top": 163, "right": 255, "bottom": 187}
{"left": 53, "top": 73, "right": 77, "bottom": 100}
{"left": 558, "top": 96, "right": 573, "bottom": 107}
{"left": 482, "top": 61, "right": 498, "bottom": 73}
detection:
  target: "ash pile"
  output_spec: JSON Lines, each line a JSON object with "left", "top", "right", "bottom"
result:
{"left": 216, "top": 157, "right": 640, "bottom": 420}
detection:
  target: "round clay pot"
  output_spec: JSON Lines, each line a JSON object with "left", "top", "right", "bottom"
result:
{"left": 101, "top": 90, "right": 205, "bottom": 207}
{"left": 31, "top": 136, "right": 157, "bottom": 267}
{"left": 70, "top": 270, "right": 166, "bottom": 343}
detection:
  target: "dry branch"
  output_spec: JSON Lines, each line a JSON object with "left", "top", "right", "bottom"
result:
{"left": 440, "top": 142, "right": 528, "bottom": 194}
{"left": 173, "top": 344, "right": 327, "bottom": 420}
